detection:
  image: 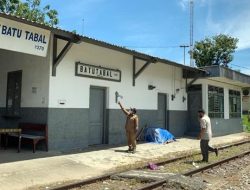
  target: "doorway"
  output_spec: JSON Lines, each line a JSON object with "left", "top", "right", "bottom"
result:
{"left": 88, "top": 86, "right": 106, "bottom": 145}
{"left": 6, "top": 70, "right": 22, "bottom": 116}
{"left": 157, "top": 93, "right": 168, "bottom": 130}
{"left": 187, "top": 84, "right": 202, "bottom": 134}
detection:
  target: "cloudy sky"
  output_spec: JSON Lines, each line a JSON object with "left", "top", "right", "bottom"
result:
{"left": 41, "top": 0, "right": 250, "bottom": 74}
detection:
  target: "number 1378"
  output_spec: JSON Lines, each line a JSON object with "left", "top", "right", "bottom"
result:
{"left": 35, "top": 45, "right": 44, "bottom": 51}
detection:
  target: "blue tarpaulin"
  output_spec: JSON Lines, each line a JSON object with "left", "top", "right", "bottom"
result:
{"left": 144, "top": 126, "right": 176, "bottom": 144}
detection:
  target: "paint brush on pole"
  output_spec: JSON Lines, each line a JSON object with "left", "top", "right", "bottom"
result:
{"left": 115, "top": 91, "right": 123, "bottom": 103}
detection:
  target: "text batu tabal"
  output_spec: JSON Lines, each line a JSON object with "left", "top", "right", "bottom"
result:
{"left": 0, "top": 24, "right": 47, "bottom": 44}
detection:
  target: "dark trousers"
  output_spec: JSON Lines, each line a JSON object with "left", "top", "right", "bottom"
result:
{"left": 200, "top": 139, "right": 216, "bottom": 162}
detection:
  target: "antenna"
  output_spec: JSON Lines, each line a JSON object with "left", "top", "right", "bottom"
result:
{"left": 180, "top": 45, "right": 189, "bottom": 65}
{"left": 82, "top": 18, "right": 85, "bottom": 35}
{"left": 190, "top": 0, "right": 194, "bottom": 67}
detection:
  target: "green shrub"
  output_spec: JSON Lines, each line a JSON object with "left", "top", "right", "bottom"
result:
{"left": 242, "top": 115, "right": 250, "bottom": 132}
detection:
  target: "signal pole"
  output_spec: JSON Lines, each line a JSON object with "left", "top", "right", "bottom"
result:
{"left": 190, "top": 0, "right": 194, "bottom": 67}
{"left": 82, "top": 18, "right": 85, "bottom": 35}
{"left": 180, "top": 45, "right": 189, "bottom": 65}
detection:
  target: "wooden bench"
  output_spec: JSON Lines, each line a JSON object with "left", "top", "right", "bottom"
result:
{"left": 0, "top": 128, "right": 21, "bottom": 152}
{"left": 9, "top": 123, "right": 48, "bottom": 153}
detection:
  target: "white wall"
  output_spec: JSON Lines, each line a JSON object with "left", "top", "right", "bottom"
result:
{"left": 0, "top": 48, "right": 50, "bottom": 108}
{"left": 48, "top": 39, "right": 188, "bottom": 111}
{"left": 242, "top": 96, "right": 250, "bottom": 111}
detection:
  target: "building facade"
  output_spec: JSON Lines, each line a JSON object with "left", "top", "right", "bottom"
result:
{"left": 0, "top": 14, "right": 249, "bottom": 151}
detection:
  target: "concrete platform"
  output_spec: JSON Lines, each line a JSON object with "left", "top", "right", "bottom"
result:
{"left": 0, "top": 132, "right": 249, "bottom": 190}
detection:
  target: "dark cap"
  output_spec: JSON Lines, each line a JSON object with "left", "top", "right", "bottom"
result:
{"left": 198, "top": 109, "right": 205, "bottom": 114}
{"left": 130, "top": 108, "right": 137, "bottom": 114}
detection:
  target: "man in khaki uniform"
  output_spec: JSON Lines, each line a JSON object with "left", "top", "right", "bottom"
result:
{"left": 118, "top": 101, "right": 139, "bottom": 153}
{"left": 198, "top": 109, "right": 218, "bottom": 162}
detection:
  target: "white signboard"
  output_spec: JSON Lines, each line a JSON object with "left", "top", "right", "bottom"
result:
{"left": 0, "top": 17, "right": 50, "bottom": 57}
{"left": 76, "top": 62, "right": 121, "bottom": 82}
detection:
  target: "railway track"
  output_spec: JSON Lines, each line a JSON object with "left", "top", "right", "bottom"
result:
{"left": 50, "top": 139, "right": 250, "bottom": 190}
{"left": 136, "top": 150, "right": 250, "bottom": 190}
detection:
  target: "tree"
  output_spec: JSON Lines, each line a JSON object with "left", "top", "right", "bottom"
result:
{"left": 192, "top": 34, "right": 238, "bottom": 67}
{"left": 0, "top": 0, "right": 59, "bottom": 26}
{"left": 0, "top": 0, "right": 20, "bottom": 14}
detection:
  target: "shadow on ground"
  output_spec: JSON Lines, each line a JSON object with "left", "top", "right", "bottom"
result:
{"left": 0, "top": 141, "right": 149, "bottom": 164}
{"left": 0, "top": 136, "right": 187, "bottom": 164}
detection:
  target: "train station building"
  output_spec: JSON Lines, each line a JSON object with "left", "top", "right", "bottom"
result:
{"left": 0, "top": 13, "right": 250, "bottom": 151}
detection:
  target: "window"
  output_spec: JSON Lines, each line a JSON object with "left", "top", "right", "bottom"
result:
{"left": 229, "top": 90, "right": 241, "bottom": 118}
{"left": 208, "top": 85, "right": 224, "bottom": 118}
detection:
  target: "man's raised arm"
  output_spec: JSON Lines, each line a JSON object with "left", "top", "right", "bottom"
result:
{"left": 118, "top": 101, "right": 129, "bottom": 116}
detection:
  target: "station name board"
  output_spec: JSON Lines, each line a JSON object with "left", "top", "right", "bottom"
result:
{"left": 0, "top": 17, "right": 50, "bottom": 57}
{"left": 75, "top": 62, "right": 121, "bottom": 82}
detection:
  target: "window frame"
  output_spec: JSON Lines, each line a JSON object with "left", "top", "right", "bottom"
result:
{"left": 208, "top": 85, "right": 224, "bottom": 118}
{"left": 229, "top": 89, "right": 241, "bottom": 118}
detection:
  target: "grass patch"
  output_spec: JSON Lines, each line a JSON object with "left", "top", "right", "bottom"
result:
{"left": 242, "top": 115, "right": 250, "bottom": 132}
{"left": 150, "top": 143, "right": 250, "bottom": 174}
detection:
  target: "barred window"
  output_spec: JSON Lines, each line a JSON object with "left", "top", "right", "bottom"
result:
{"left": 208, "top": 85, "right": 224, "bottom": 118}
{"left": 229, "top": 90, "right": 241, "bottom": 118}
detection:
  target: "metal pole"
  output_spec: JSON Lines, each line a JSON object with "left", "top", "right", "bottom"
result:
{"left": 180, "top": 45, "right": 189, "bottom": 65}
{"left": 82, "top": 18, "right": 85, "bottom": 35}
{"left": 190, "top": 0, "right": 194, "bottom": 67}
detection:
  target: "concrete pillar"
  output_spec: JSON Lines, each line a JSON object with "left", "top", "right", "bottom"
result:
{"left": 224, "top": 88, "right": 229, "bottom": 119}
{"left": 202, "top": 82, "right": 208, "bottom": 114}
{"left": 241, "top": 89, "right": 243, "bottom": 118}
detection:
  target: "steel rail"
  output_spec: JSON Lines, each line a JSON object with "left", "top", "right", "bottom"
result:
{"left": 50, "top": 172, "right": 114, "bottom": 190}
{"left": 50, "top": 139, "right": 250, "bottom": 190}
{"left": 135, "top": 150, "right": 250, "bottom": 190}
{"left": 183, "top": 150, "right": 250, "bottom": 176}
{"left": 152, "top": 139, "right": 250, "bottom": 167}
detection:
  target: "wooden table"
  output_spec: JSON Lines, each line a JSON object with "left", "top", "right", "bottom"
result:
{"left": 0, "top": 128, "right": 21, "bottom": 152}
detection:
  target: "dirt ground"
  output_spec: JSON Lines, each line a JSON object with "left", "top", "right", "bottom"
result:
{"left": 203, "top": 155, "right": 250, "bottom": 190}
